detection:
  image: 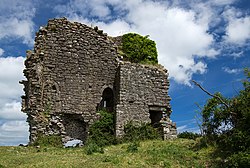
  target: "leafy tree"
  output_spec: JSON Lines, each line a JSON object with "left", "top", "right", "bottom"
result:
{"left": 121, "top": 33, "right": 158, "bottom": 64}
{"left": 195, "top": 68, "right": 250, "bottom": 167}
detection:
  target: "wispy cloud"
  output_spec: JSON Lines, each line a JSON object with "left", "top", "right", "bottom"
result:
{"left": 222, "top": 67, "right": 243, "bottom": 74}
{"left": 177, "top": 125, "right": 188, "bottom": 132}
{"left": 177, "top": 124, "right": 201, "bottom": 134}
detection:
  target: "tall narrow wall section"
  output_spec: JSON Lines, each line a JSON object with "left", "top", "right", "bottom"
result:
{"left": 21, "top": 18, "right": 119, "bottom": 143}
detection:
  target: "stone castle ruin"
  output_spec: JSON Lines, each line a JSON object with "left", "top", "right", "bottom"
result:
{"left": 20, "top": 18, "right": 177, "bottom": 144}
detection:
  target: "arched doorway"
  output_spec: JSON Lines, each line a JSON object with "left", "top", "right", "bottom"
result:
{"left": 98, "top": 87, "right": 114, "bottom": 112}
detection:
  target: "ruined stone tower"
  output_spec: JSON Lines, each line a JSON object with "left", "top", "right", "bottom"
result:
{"left": 20, "top": 18, "right": 176, "bottom": 144}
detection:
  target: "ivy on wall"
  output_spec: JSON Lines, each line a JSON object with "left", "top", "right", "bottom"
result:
{"left": 121, "top": 33, "right": 158, "bottom": 65}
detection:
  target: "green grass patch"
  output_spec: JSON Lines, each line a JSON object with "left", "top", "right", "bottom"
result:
{"left": 0, "top": 139, "right": 216, "bottom": 168}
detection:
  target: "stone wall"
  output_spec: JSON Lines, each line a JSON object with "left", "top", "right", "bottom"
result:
{"left": 115, "top": 62, "right": 172, "bottom": 136}
{"left": 21, "top": 18, "right": 176, "bottom": 144}
{"left": 21, "top": 18, "right": 119, "bottom": 143}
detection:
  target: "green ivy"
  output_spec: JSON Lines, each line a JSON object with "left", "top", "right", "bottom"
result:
{"left": 121, "top": 33, "right": 158, "bottom": 65}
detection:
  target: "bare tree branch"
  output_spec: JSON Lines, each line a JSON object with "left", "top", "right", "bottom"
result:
{"left": 192, "top": 80, "right": 230, "bottom": 109}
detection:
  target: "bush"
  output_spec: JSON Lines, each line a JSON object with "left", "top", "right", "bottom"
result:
{"left": 121, "top": 33, "right": 158, "bottom": 65}
{"left": 226, "top": 152, "right": 250, "bottom": 168}
{"left": 32, "top": 135, "right": 63, "bottom": 147}
{"left": 127, "top": 141, "right": 140, "bottom": 153}
{"left": 216, "top": 130, "right": 250, "bottom": 153}
{"left": 178, "top": 131, "right": 201, "bottom": 140}
{"left": 87, "top": 110, "right": 116, "bottom": 147}
{"left": 85, "top": 143, "right": 104, "bottom": 155}
{"left": 122, "top": 121, "right": 161, "bottom": 142}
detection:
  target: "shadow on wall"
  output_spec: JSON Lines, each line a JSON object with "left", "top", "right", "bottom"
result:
{"left": 62, "top": 114, "right": 88, "bottom": 142}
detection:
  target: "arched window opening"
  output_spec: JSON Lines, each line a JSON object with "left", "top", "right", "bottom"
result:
{"left": 98, "top": 87, "right": 114, "bottom": 112}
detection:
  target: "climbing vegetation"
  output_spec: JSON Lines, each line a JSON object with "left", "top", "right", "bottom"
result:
{"left": 121, "top": 33, "right": 158, "bottom": 65}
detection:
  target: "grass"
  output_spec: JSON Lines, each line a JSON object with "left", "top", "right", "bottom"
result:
{"left": 0, "top": 139, "right": 215, "bottom": 168}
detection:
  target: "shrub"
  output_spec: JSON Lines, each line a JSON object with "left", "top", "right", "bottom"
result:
{"left": 87, "top": 110, "right": 116, "bottom": 147}
{"left": 178, "top": 131, "right": 201, "bottom": 140}
{"left": 85, "top": 143, "right": 104, "bottom": 155}
{"left": 127, "top": 141, "right": 140, "bottom": 153}
{"left": 32, "top": 135, "right": 63, "bottom": 147}
{"left": 122, "top": 121, "right": 161, "bottom": 142}
{"left": 226, "top": 152, "right": 250, "bottom": 168}
{"left": 121, "top": 33, "right": 158, "bottom": 65}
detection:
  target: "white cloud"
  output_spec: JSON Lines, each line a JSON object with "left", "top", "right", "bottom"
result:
{"left": 0, "top": 120, "right": 29, "bottom": 146}
{"left": 231, "top": 51, "right": 244, "bottom": 58}
{"left": 177, "top": 125, "right": 187, "bottom": 132}
{"left": 0, "top": 56, "right": 27, "bottom": 146}
{"left": 0, "top": 0, "right": 35, "bottom": 45}
{"left": 222, "top": 67, "right": 242, "bottom": 74}
{"left": 57, "top": 0, "right": 218, "bottom": 85}
{"left": 54, "top": 0, "right": 124, "bottom": 21}
{"left": 0, "top": 57, "right": 25, "bottom": 101}
{"left": 0, "top": 48, "right": 4, "bottom": 56}
{"left": 211, "top": 0, "right": 237, "bottom": 5}
{"left": 225, "top": 16, "right": 250, "bottom": 44}
{"left": 95, "top": 20, "right": 132, "bottom": 36}
{"left": 0, "top": 102, "right": 27, "bottom": 120}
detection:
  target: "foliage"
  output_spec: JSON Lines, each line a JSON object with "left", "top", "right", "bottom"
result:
{"left": 87, "top": 110, "right": 116, "bottom": 147}
{"left": 198, "top": 68, "right": 250, "bottom": 167}
{"left": 122, "top": 121, "right": 161, "bottom": 142}
{"left": 85, "top": 143, "right": 104, "bottom": 155}
{"left": 226, "top": 151, "right": 250, "bottom": 168}
{"left": 32, "top": 135, "right": 63, "bottom": 148}
{"left": 126, "top": 141, "right": 140, "bottom": 153}
{"left": 86, "top": 111, "right": 161, "bottom": 154}
{"left": 121, "top": 33, "right": 158, "bottom": 64}
{"left": 178, "top": 131, "right": 201, "bottom": 140}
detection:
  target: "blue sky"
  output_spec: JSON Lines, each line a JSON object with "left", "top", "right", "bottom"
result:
{"left": 0, "top": 0, "right": 249, "bottom": 146}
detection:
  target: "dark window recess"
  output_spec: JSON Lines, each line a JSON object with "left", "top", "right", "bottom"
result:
{"left": 149, "top": 110, "right": 162, "bottom": 127}
{"left": 98, "top": 87, "right": 114, "bottom": 112}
